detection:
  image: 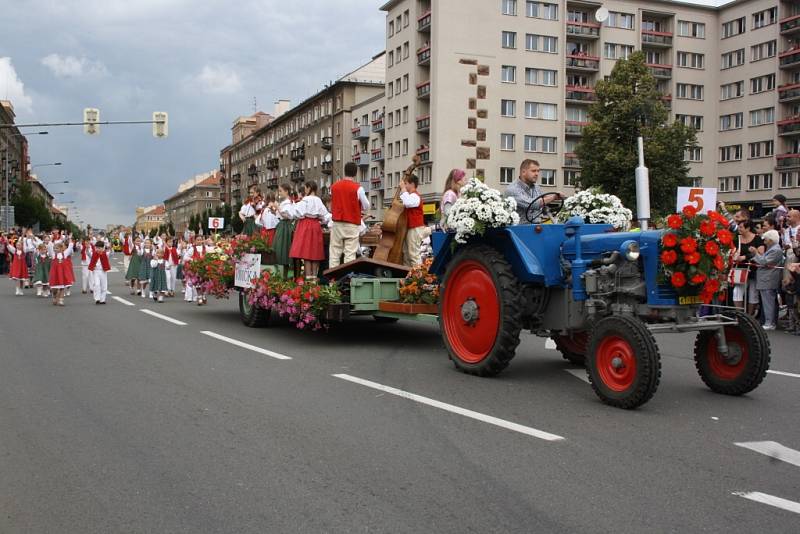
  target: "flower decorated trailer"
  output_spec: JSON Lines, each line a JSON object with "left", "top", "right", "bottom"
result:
{"left": 430, "top": 178, "right": 770, "bottom": 409}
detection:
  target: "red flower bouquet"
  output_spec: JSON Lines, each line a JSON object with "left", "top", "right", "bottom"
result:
{"left": 660, "top": 208, "right": 735, "bottom": 303}
{"left": 247, "top": 272, "right": 342, "bottom": 331}
{"left": 183, "top": 251, "right": 235, "bottom": 299}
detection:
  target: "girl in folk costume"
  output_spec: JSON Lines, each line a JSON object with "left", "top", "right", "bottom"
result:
{"left": 149, "top": 248, "right": 169, "bottom": 303}
{"left": 175, "top": 237, "right": 187, "bottom": 295}
{"left": 88, "top": 240, "right": 111, "bottom": 304}
{"left": 183, "top": 235, "right": 206, "bottom": 303}
{"left": 239, "top": 195, "right": 258, "bottom": 236}
{"left": 289, "top": 180, "right": 331, "bottom": 279}
{"left": 125, "top": 235, "right": 143, "bottom": 295}
{"left": 7, "top": 238, "right": 33, "bottom": 295}
{"left": 32, "top": 243, "right": 52, "bottom": 298}
{"left": 273, "top": 184, "right": 296, "bottom": 270}
{"left": 77, "top": 238, "right": 94, "bottom": 294}
{"left": 164, "top": 238, "right": 180, "bottom": 297}
{"left": 23, "top": 229, "right": 37, "bottom": 288}
{"left": 137, "top": 239, "right": 155, "bottom": 299}
{"left": 194, "top": 237, "right": 217, "bottom": 306}
{"left": 48, "top": 240, "right": 75, "bottom": 306}
{"left": 64, "top": 237, "right": 76, "bottom": 296}
{"left": 258, "top": 192, "right": 279, "bottom": 245}
{"left": 121, "top": 231, "right": 133, "bottom": 273}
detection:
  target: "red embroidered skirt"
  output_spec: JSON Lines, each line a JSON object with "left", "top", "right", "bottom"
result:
{"left": 49, "top": 257, "right": 74, "bottom": 288}
{"left": 265, "top": 228, "right": 276, "bottom": 246}
{"left": 9, "top": 253, "right": 28, "bottom": 280}
{"left": 289, "top": 218, "right": 324, "bottom": 261}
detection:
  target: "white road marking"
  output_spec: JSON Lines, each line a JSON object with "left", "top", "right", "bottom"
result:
{"left": 767, "top": 370, "right": 800, "bottom": 379}
{"left": 112, "top": 296, "right": 135, "bottom": 306}
{"left": 200, "top": 331, "right": 292, "bottom": 360}
{"left": 732, "top": 492, "right": 800, "bottom": 515}
{"left": 140, "top": 309, "right": 187, "bottom": 326}
{"left": 735, "top": 441, "right": 800, "bottom": 468}
{"left": 333, "top": 373, "right": 565, "bottom": 442}
{"left": 565, "top": 368, "right": 590, "bottom": 383}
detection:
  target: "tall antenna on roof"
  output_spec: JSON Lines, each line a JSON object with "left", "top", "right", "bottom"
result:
{"left": 253, "top": 96, "right": 257, "bottom": 113}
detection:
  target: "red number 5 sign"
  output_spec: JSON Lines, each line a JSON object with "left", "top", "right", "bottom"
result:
{"left": 677, "top": 187, "right": 716, "bottom": 214}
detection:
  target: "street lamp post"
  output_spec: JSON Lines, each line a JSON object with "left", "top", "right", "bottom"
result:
{"left": 44, "top": 180, "right": 69, "bottom": 186}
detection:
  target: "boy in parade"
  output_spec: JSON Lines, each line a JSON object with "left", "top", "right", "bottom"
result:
{"left": 329, "top": 162, "right": 370, "bottom": 269}
{"left": 400, "top": 174, "right": 425, "bottom": 267}
{"left": 88, "top": 240, "right": 111, "bottom": 304}
{"left": 77, "top": 237, "right": 94, "bottom": 294}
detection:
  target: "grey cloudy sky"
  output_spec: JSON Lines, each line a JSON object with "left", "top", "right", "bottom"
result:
{"left": 1, "top": 0, "right": 386, "bottom": 228}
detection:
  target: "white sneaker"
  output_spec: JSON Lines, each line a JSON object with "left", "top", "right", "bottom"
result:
{"left": 763, "top": 323, "right": 776, "bottom": 331}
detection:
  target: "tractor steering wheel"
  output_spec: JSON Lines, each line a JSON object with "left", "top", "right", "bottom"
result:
{"left": 525, "top": 193, "right": 564, "bottom": 224}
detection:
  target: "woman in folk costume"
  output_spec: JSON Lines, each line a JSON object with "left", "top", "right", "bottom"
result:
{"left": 239, "top": 196, "right": 257, "bottom": 236}
{"left": 48, "top": 240, "right": 74, "bottom": 306}
{"left": 32, "top": 243, "right": 52, "bottom": 297}
{"left": 183, "top": 235, "right": 206, "bottom": 303}
{"left": 149, "top": 248, "right": 169, "bottom": 303}
{"left": 125, "top": 235, "right": 143, "bottom": 295}
{"left": 163, "top": 238, "right": 180, "bottom": 298}
{"left": 76, "top": 238, "right": 94, "bottom": 294}
{"left": 273, "top": 184, "right": 296, "bottom": 271}
{"left": 137, "top": 238, "right": 155, "bottom": 299}
{"left": 288, "top": 180, "right": 331, "bottom": 279}
{"left": 258, "top": 192, "right": 279, "bottom": 246}
{"left": 7, "top": 238, "right": 33, "bottom": 295}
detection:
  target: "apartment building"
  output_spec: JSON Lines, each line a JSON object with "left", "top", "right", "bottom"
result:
{"left": 163, "top": 171, "right": 221, "bottom": 233}
{"left": 378, "top": 0, "right": 800, "bottom": 218}
{"left": 1, "top": 100, "right": 29, "bottom": 219}
{"left": 351, "top": 92, "right": 389, "bottom": 218}
{"left": 134, "top": 204, "right": 167, "bottom": 234}
{"left": 220, "top": 54, "right": 385, "bottom": 206}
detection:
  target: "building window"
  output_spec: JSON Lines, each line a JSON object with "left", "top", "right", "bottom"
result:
{"left": 752, "top": 7, "right": 777, "bottom": 29}
{"left": 718, "top": 175, "right": 741, "bottom": 192}
{"left": 690, "top": 177, "right": 703, "bottom": 188}
{"left": 678, "top": 20, "right": 705, "bottom": 38}
{"left": 720, "top": 112, "right": 743, "bottom": 131}
{"left": 721, "top": 49, "right": 745, "bottom": 69}
{"left": 523, "top": 136, "right": 556, "bottom": 153}
{"left": 749, "top": 140, "right": 774, "bottom": 159}
{"left": 524, "top": 101, "right": 557, "bottom": 120}
{"left": 500, "top": 99, "right": 516, "bottom": 117}
{"left": 543, "top": 36, "right": 557, "bottom": 53}
{"left": 402, "top": 74, "right": 409, "bottom": 92}
{"left": 676, "top": 83, "right": 703, "bottom": 100}
{"left": 502, "top": 0, "right": 517, "bottom": 16}
{"left": 402, "top": 106, "right": 408, "bottom": 123}
{"left": 677, "top": 51, "right": 704, "bottom": 69}
{"left": 684, "top": 147, "right": 703, "bottom": 162}
{"left": 563, "top": 169, "right": 580, "bottom": 187}
{"left": 751, "top": 40, "right": 777, "bottom": 62}
{"left": 526, "top": 1, "right": 558, "bottom": 19}
{"left": 403, "top": 9, "right": 409, "bottom": 27}
{"left": 720, "top": 81, "right": 744, "bottom": 100}
{"left": 501, "top": 133, "right": 516, "bottom": 151}
{"left": 502, "top": 31, "right": 517, "bottom": 49}
{"left": 605, "top": 43, "right": 634, "bottom": 60}
{"left": 525, "top": 68, "right": 557, "bottom": 86}
{"left": 605, "top": 11, "right": 634, "bottom": 29}
{"left": 722, "top": 17, "right": 746, "bottom": 38}
{"left": 387, "top": 82, "right": 393, "bottom": 98}
{"left": 403, "top": 42, "right": 409, "bottom": 59}
{"left": 747, "top": 173, "right": 771, "bottom": 190}
{"left": 676, "top": 114, "right": 703, "bottom": 130}
{"left": 749, "top": 107, "right": 774, "bottom": 126}
{"left": 780, "top": 171, "right": 797, "bottom": 188}
{"left": 719, "top": 145, "right": 742, "bottom": 162}
{"left": 540, "top": 169, "right": 556, "bottom": 186}
{"left": 388, "top": 20, "right": 394, "bottom": 37}
{"left": 501, "top": 65, "right": 516, "bottom": 83}
{"left": 402, "top": 139, "right": 408, "bottom": 156}
{"left": 526, "top": 34, "right": 557, "bottom": 53}
{"left": 750, "top": 73, "right": 775, "bottom": 94}
{"left": 500, "top": 167, "right": 515, "bottom": 184}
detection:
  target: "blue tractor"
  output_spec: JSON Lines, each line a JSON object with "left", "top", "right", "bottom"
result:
{"left": 430, "top": 199, "right": 771, "bottom": 409}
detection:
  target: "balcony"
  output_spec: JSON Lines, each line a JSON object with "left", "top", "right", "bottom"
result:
{"left": 351, "top": 125, "right": 370, "bottom": 140}
{"left": 564, "top": 153, "right": 581, "bottom": 167}
{"left": 290, "top": 146, "right": 305, "bottom": 161}
{"left": 289, "top": 170, "right": 305, "bottom": 182}
{"left": 371, "top": 174, "right": 385, "bottom": 190}
{"left": 780, "top": 47, "right": 800, "bottom": 69}
{"left": 779, "top": 83, "right": 800, "bottom": 103}
{"left": 565, "top": 120, "right": 588, "bottom": 136}
{"left": 416, "top": 146, "right": 431, "bottom": 164}
{"left": 647, "top": 64, "right": 673, "bottom": 79}
{"left": 266, "top": 157, "right": 279, "bottom": 169}
{"left": 352, "top": 153, "right": 370, "bottom": 166}
{"left": 566, "top": 53, "right": 600, "bottom": 71}
{"left": 321, "top": 136, "right": 333, "bottom": 150}
{"left": 565, "top": 85, "right": 596, "bottom": 104}
{"left": 418, "top": 10, "right": 431, "bottom": 32}
{"left": 662, "top": 94, "right": 672, "bottom": 109}
{"left": 417, "top": 45, "right": 431, "bottom": 66}
{"left": 321, "top": 160, "right": 333, "bottom": 174}
{"left": 641, "top": 30, "right": 673, "bottom": 47}
{"left": 231, "top": 173, "right": 241, "bottom": 184}
{"left": 778, "top": 117, "right": 800, "bottom": 136}
{"left": 780, "top": 14, "right": 800, "bottom": 36}
{"left": 247, "top": 164, "right": 258, "bottom": 177}
{"left": 777, "top": 153, "right": 800, "bottom": 169}
{"left": 416, "top": 80, "right": 431, "bottom": 99}
{"left": 372, "top": 117, "right": 385, "bottom": 133}
{"left": 416, "top": 114, "right": 430, "bottom": 132}
{"left": 371, "top": 148, "right": 384, "bottom": 162}
{"left": 267, "top": 176, "right": 278, "bottom": 188}
{"left": 566, "top": 21, "right": 600, "bottom": 39}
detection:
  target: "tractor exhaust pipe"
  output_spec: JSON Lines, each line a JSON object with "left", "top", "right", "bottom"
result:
{"left": 635, "top": 136, "right": 650, "bottom": 231}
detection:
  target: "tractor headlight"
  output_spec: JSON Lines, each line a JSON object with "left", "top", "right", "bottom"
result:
{"left": 620, "top": 240, "right": 640, "bottom": 261}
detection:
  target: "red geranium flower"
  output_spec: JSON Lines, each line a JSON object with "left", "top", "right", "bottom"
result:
{"left": 716, "top": 229, "right": 734, "bottom": 246}
{"left": 691, "top": 273, "right": 707, "bottom": 284}
{"left": 704, "top": 241, "right": 720, "bottom": 256}
{"left": 707, "top": 211, "right": 727, "bottom": 225}
{"left": 699, "top": 220, "right": 717, "bottom": 237}
{"left": 682, "top": 205, "right": 697, "bottom": 218}
{"left": 704, "top": 278, "right": 720, "bottom": 293}
{"left": 685, "top": 251, "right": 701, "bottom": 265}
{"left": 671, "top": 272, "right": 687, "bottom": 288}
{"left": 680, "top": 237, "right": 698, "bottom": 253}
{"left": 713, "top": 255, "right": 725, "bottom": 271}
{"left": 662, "top": 233, "right": 678, "bottom": 248}
{"left": 667, "top": 214, "right": 683, "bottom": 230}
{"left": 661, "top": 249, "right": 678, "bottom": 265}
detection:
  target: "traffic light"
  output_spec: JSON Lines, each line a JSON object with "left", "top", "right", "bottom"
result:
{"left": 153, "top": 112, "right": 168, "bottom": 138}
{"left": 84, "top": 108, "right": 100, "bottom": 135}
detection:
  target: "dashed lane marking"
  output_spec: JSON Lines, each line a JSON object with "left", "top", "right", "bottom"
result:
{"left": 200, "top": 331, "right": 292, "bottom": 360}
{"left": 140, "top": 309, "right": 187, "bottom": 326}
{"left": 333, "top": 373, "right": 565, "bottom": 442}
{"left": 767, "top": 370, "right": 800, "bottom": 379}
{"left": 735, "top": 441, "right": 800, "bottom": 468}
{"left": 732, "top": 492, "right": 800, "bottom": 515}
{"left": 112, "top": 296, "right": 135, "bottom": 307}
{"left": 565, "top": 368, "right": 590, "bottom": 383}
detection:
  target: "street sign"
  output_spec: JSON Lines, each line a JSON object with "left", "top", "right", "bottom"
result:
{"left": 677, "top": 187, "right": 717, "bottom": 214}
{"left": 208, "top": 217, "right": 224, "bottom": 230}
{"left": 234, "top": 253, "right": 263, "bottom": 289}
{"left": 83, "top": 108, "right": 100, "bottom": 135}
{"left": 153, "top": 112, "right": 169, "bottom": 138}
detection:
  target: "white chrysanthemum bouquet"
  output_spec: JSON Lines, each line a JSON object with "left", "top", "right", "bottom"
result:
{"left": 446, "top": 178, "right": 520, "bottom": 244}
{"left": 557, "top": 187, "right": 632, "bottom": 230}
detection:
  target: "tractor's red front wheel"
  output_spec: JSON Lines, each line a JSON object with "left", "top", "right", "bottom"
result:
{"left": 440, "top": 245, "right": 522, "bottom": 376}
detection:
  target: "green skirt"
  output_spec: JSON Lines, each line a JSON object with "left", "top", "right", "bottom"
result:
{"left": 33, "top": 259, "right": 51, "bottom": 285}
{"left": 150, "top": 266, "right": 168, "bottom": 292}
{"left": 126, "top": 254, "right": 142, "bottom": 280}
{"left": 243, "top": 216, "right": 257, "bottom": 236}
{"left": 138, "top": 255, "right": 153, "bottom": 281}
{"left": 273, "top": 219, "right": 294, "bottom": 266}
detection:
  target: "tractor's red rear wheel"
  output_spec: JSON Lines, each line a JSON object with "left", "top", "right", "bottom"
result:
{"left": 440, "top": 245, "right": 522, "bottom": 377}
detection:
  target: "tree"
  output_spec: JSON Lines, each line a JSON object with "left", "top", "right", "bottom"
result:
{"left": 575, "top": 51, "right": 697, "bottom": 218}
{"left": 10, "top": 181, "right": 55, "bottom": 230}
